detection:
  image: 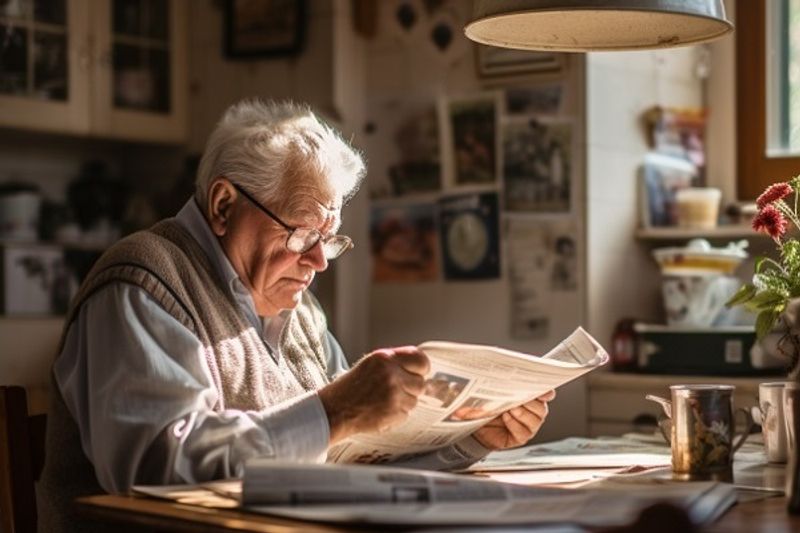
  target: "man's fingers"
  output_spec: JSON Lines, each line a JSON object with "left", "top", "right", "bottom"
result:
{"left": 507, "top": 406, "right": 542, "bottom": 431}
{"left": 520, "top": 399, "right": 549, "bottom": 419}
{"left": 392, "top": 348, "right": 431, "bottom": 376}
{"left": 399, "top": 371, "right": 426, "bottom": 396}
{"left": 502, "top": 412, "right": 533, "bottom": 445}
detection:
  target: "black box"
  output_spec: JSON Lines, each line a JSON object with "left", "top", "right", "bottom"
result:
{"left": 634, "top": 323, "right": 783, "bottom": 376}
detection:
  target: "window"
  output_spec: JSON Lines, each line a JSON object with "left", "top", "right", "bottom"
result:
{"left": 737, "top": 0, "right": 800, "bottom": 199}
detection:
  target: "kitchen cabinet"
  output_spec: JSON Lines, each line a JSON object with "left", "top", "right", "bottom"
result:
{"left": 0, "top": 0, "right": 187, "bottom": 143}
{"left": 587, "top": 372, "right": 761, "bottom": 437}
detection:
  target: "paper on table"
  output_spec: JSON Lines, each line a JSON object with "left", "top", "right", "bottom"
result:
{"left": 467, "top": 436, "right": 671, "bottom": 472}
{"left": 132, "top": 481, "right": 239, "bottom": 508}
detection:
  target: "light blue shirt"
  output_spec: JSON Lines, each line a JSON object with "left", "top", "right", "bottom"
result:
{"left": 55, "top": 199, "right": 487, "bottom": 494}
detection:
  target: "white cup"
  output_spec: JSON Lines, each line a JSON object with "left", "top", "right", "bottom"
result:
{"left": 751, "top": 382, "right": 792, "bottom": 463}
{"left": 0, "top": 191, "right": 41, "bottom": 241}
{"left": 675, "top": 187, "right": 721, "bottom": 229}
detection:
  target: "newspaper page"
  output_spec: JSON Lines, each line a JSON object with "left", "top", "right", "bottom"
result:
{"left": 235, "top": 462, "right": 735, "bottom": 528}
{"left": 327, "top": 327, "right": 608, "bottom": 464}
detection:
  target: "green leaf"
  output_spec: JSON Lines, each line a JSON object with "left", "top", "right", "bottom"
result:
{"left": 726, "top": 284, "right": 757, "bottom": 307}
{"left": 756, "top": 309, "right": 781, "bottom": 339}
{"left": 747, "top": 290, "right": 788, "bottom": 311}
{"left": 755, "top": 256, "right": 768, "bottom": 273}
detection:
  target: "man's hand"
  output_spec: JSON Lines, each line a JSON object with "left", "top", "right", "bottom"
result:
{"left": 471, "top": 390, "right": 556, "bottom": 450}
{"left": 318, "top": 346, "right": 430, "bottom": 444}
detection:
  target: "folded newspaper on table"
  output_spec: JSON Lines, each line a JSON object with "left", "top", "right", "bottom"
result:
{"left": 327, "top": 327, "right": 609, "bottom": 464}
{"left": 233, "top": 462, "right": 736, "bottom": 527}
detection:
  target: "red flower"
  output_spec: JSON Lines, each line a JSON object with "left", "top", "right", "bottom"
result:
{"left": 752, "top": 205, "right": 789, "bottom": 239}
{"left": 756, "top": 182, "right": 793, "bottom": 209}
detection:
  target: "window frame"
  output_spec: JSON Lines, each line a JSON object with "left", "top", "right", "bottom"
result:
{"left": 736, "top": 0, "right": 800, "bottom": 200}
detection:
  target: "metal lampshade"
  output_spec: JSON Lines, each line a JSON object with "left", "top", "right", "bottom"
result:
{"left": 464, "top": 0, "right": 734, "bottom": 52}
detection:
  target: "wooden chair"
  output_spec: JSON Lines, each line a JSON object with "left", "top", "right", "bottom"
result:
{"left": 0, "top": 386, "right": 47, "bottom": 533}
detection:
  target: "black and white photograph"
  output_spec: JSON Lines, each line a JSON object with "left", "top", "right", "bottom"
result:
{"left": 507, "top": 218, "right": 579, "bottom": 339}
{"left": 503, "top": 118, "right": 573, "bottom": 213}
{"left": 448, "top": 95, "right": 498, "bottom": 186}
{"left": 505, "top": 84, "right": 564, "bottom": 116}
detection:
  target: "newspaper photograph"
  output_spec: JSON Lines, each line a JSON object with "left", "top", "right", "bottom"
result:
{"left": 327, "top": 327, "right": 609, "bottom": 464}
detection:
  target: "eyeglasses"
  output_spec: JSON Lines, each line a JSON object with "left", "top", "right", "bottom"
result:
{"left": 232, "top": 183, "right": 353, "bottom": 260}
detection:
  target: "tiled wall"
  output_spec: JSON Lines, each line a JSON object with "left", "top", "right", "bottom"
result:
{"left": 586, "top": 48, "right": 706, "bottom": 346}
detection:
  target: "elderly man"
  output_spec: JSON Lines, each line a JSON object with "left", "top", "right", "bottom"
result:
{"left": 38, "top": 100, "right": 554, "bottom": 532}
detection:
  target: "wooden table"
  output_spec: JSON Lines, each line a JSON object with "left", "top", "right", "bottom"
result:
{"left": 76, "top": 491, "right": 800, "bottom": 532}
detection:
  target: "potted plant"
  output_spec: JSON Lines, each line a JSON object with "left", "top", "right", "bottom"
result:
{"left": 726, "top": 177, "right": 800, "bottom": 513}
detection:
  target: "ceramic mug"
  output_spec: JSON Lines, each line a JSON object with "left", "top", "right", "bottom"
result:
{"left": 647, "top": 384, "right": 753, "bottom": 481}
{"left": 751, "top": 382, "right": 791, "bottom": 463}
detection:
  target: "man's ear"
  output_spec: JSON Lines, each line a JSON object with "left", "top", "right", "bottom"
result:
{"left": 207, "top": 178, "right": 237, "bottom": 237}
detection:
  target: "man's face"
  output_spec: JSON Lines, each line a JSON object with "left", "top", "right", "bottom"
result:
{"left": 210, "top": 180, "right": 341, "bottom": 317}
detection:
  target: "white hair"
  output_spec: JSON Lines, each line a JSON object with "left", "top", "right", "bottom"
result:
{"left": 195, "top": 99, "right": 365, "bottom": 218}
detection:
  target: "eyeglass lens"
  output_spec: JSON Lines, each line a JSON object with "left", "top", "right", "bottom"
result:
{"left": 287, "top": 231, "right": 352, "bottom": 259}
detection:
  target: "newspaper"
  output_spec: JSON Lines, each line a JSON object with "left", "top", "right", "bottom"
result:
{"left": 132, "top": 460, "right": 736, "bottom": 528}
{"left": 231, "top": 462, "right": 736, "bottom": 527}
{"left": 327, "top": 327, "right": 609, "bottom": 464}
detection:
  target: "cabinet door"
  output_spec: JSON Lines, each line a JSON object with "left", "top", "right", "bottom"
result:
{"left": 0, "top": 0, "right": 91, "bottom": 133}
{"left": 90, "top": 0, "right": 187, "bottom": 143}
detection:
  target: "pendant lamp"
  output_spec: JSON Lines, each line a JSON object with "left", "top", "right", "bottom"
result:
{"left": 464, "top": 0, "right": 733, "bottom": 52}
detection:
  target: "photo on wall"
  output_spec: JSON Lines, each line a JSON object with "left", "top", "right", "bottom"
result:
{"left": 505, "top": 84, "right": 564, "bottom": 116}
{"left": 370, "top": 202, "right": 438, "bottom": 283}
{"left": 503, "top": 117, "right": 573, "bottom": 213}
{"left": 387, "top": 104, "right": 442, "bottom": 196}
{"left": 438, "top": 192, "right": 500, "bottom": 280}
{"left": 448, "top": 95, "right": 498, "bottom": 186}
{"left": 506, "top": 218, "right": 579, "bottom": 339}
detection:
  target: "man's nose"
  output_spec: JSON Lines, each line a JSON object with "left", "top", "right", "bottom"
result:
{"left": 301, "top": 241, "right": 328, "bottom": 271}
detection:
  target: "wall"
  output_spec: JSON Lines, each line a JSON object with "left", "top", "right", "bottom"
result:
{"left": 706, "top": 0, "right": 737, "bottom": 206}
{"left": 585, "top": 48, "right": 706, "bottom": 347}
{"left": 186, "top": 0, "right": 337, "bottom": 153}
{"left": 358, "top": 1, "right": 588, "bottom": 441}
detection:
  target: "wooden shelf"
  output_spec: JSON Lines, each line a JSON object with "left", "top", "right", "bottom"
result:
{"left": 635, "top": 225, "right": 763, "bottom": 241}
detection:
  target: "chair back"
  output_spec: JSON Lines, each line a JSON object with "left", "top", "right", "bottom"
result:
{"left": 0, "top": 386, "right": 47, "bottom": 533}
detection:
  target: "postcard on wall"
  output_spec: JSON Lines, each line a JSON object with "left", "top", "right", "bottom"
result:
{"left": 505, "top": 84, "right": 564, "bottom": 116}
{"left": 507, "top": 218, "right": 579, "bottom": 339}
{"left": 370, "top": 202, "right": 439, "bottom": 283}
{"left": 438, "top": 192, "right": 500, "bottom": 281}
{"left": 447, "top": 95, "right": 498, "bottom": 186}
{"left": 503, "top": 117, "right": 573, "bottom": 213}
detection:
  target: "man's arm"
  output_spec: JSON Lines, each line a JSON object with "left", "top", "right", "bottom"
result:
{"left": 55, "top": 284, "right": 331, "bottom": 494}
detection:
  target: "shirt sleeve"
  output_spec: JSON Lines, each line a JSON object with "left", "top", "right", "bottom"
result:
{"left": 322, "top": 330, "right": 350, "bottom": 379}
{"left": 54, "top": 283, "right": 331, "bottom": 494}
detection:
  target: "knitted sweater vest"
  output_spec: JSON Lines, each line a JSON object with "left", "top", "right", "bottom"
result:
{"left": 37, "top": 219, "right": 330, "bottom": 533}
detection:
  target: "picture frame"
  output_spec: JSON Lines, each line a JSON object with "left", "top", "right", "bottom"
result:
{"left": 224, "top": 0, "right": 306, "bottom": 59}
{"left": 475, "top": 44, "right": 564, "bottom": 78}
